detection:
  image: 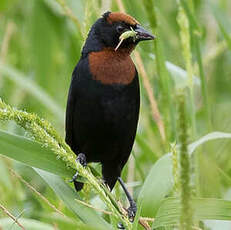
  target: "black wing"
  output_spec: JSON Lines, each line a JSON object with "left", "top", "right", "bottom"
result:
{"left": 65, "top": 58, "right": 88, "bottom": 153}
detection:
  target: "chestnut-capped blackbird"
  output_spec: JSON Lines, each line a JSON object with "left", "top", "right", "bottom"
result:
{"left": 65, "top": 11, "right": 154, "bottom": 220}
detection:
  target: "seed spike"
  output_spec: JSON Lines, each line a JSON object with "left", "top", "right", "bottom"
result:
{"left": 115, "top": 27, "right": 137, "bottom": 51}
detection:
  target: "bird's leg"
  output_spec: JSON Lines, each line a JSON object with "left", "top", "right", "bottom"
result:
{"left": 69, "top": 153, "right": 87, "bottom": 183}
{"left": 118, "top": 177, "right": 137, "bottom": 222}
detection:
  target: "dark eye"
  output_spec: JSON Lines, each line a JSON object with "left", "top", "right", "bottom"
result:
{"left": 116, "top": 25, "right": 124, "bottom": 33}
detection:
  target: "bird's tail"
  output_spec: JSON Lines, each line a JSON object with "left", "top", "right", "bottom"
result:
{"left": 74, "top": 180, "right": 84, "bottom": 191}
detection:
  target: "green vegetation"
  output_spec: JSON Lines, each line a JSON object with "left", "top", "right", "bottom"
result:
{"left": 1, "top": 0, "right": 231, "bottom": 229}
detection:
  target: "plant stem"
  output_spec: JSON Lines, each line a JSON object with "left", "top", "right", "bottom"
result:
{"left": 142, "top": 0, "right": 176, "bottom": 141}
{"left": 178, "top": 93, "right": 193, "bottom": 230}
{"left": 0, "top": 203, "right": 25, "bottom": 230}
{"left": 177, "top": 5, "right": 197, "bottom": 138}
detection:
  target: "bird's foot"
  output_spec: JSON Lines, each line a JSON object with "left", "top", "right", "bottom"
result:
{"left": 69, "top": 153, "right": 87, "bottom": 183}
{"left": 117, "top": 222, "right": 125, "bottom": 229}
{"left": 127, "top": 201, "right": 137, "bottom": 222}
{"left": 116, "top": 204, "right": 136, "bottom": 229}
{"left": 118, "top": 177, "right": 137, "bottom": 222}
{"left": 77, "top": 153, "right": 87, "bottom": 167}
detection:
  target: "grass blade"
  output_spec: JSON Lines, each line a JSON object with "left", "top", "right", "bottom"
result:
{"left": 149, "top": 54, "right": 201, "bottom": 89}
{"left": 138, "top": 154, "right": 173, "bottom": 218}
{"left": 0, "top": 129, "right": 74, "bottom": 178}
{"left": 153, "top": 197, "right": 231, "bottom": 228}
{"left": 35, "top": 168, "right": 111, "bottom": 230}
{"left": 0, "top": 218, "right": 54, "bottom": 230}
{"left": 0, "top": 63, "right": 64, "bottom": 121}
{"left": 188, "top": 132, "right": 231, "bottom": 154}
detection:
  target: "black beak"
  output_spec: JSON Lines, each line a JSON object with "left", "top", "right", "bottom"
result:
{"left": 135, "top": 25, "right": 155, "bottom": 42}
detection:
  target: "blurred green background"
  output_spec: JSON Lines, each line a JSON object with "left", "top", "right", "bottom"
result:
{"left": 1, "top": 0, "right": 231, "bottom": 229}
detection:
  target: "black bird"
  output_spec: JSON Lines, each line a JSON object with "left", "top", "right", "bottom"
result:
{"left": 65, "top": 11, "right": 154, "bottom": 220}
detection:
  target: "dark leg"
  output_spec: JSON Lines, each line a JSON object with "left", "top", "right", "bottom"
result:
{"left": 118, "top": 177, "right": 137, "bottom": 222}
{"left": 69, "top": 153, "right": 87, "bottom": 191}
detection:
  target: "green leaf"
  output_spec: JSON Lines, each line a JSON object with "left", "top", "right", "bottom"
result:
{"left": 218, "top": 22, "right": 231, "bottom": 50}
{"left": 0, "top": 216, "right": 102, "bottom": 230}
{"left": 137, "top": 154, "right": 173, "bottom": 218}
{"left": 0, "top": 129, "right": 74, "bottom": 178}
{"left": 188, "top": 132, "right": 231, "bottom": 154}
{"left": 152, "top": 197, "right": 231, "bottom": 228}
{"left": 0, "top": 218, "right": 54, "bottom": 230}
{"left": 35, "top": 168, "right": 111, "bottom": 230}
{"left": 0, "top": 63, "right": 64, "bottom": 121}
{"left": 150, "top": 54, "right": 200, "bottom": 89}
{"left": 0, "top": 157, "right": 12, "bottom": 189}
{"left": 209, "top": 1, "right": 231, "bottom": 51}
{"left": 136, "top": 134, "right": 158, "bottom": 162}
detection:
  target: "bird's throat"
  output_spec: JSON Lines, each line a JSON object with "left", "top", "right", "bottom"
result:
{"left": 88, "top": 47, "right": 136, "bottom": 85}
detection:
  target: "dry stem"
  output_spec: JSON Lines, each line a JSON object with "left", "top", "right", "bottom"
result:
{"left": 0, "top": 203, "right": 25, "bottom": 230}
{"left": 9, "top": 169, "right": 66, "bottom": 218}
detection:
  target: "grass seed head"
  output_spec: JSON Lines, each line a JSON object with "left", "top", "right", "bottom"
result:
{"left": 115, "top": 27, "right": 137, "bottom": 51}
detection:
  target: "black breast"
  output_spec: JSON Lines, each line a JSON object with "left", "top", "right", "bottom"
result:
{"left": 65, "top": 56, "right": 140, "bottom": 166}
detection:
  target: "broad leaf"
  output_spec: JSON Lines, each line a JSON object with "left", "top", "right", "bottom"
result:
{"left": 0, "top": 62, "right": 64, "bottom": 121}
{"left": 153, "top": 197, "right": 231, "bottom": 229}
{"left": 35, "top": 169, "right": 111, "bottom": 230}
{"left": 150, "top": 54, "right": 200, "bottom": 89}
{"left": 137, "top": 154, "right": 173, "bottom": 217}
{"left": 0, "top": 217, "right": 102, "bottom": 230}
{"left": 189, "top": 132, "right": 231, "bottom": 154}
{"left": 0, "top": 130, "right": 74, "bottom": 178}
{"left": 0, "top": 218, "right": 54, "bottom": 230}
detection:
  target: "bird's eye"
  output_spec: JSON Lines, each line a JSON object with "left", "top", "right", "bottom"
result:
{"left": 116, "top": 25, "right": 125, "bottom": 33}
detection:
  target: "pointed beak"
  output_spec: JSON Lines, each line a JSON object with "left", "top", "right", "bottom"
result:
{"left": 134, "top": 25, "right": 155, "bottom": 42}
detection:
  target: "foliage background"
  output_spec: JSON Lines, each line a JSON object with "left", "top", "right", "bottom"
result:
{"left": 0, "top": 0, "right": 231, "bottom": 229}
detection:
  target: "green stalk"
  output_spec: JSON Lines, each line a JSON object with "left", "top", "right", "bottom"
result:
{"left": 179, "top": 0, "right": 200, "bottom": 32}
{"left": 142, "top": 0, "right": 176, "bottom": 140}
{"left": 177, "top": 4, "right": 203, "bottom": 228}
{"left": 178, "top": 93, "right": 193, "bottom": 230}
{"left": 171, "top": 142, "right": 180, "bottom": 195}
{"left": 177, "top": 5, "right": 196, "bottom": 138}
{"left": 179, "top": 0, "right": 211, "bottom": 130}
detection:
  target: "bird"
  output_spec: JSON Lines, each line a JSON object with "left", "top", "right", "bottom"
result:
{"left": 65, "top": 11, "right": 154, "bottom": 221}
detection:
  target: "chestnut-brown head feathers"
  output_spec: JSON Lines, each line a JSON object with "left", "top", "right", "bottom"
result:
{"left": 104, "top": 12, "right": 139, "bottom": 26}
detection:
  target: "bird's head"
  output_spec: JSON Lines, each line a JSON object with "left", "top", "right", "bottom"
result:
{"left": 82, "top": 11, "right": 155, "bottom": 56}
